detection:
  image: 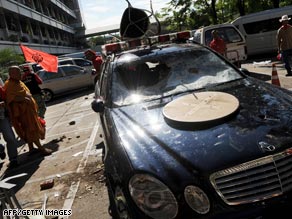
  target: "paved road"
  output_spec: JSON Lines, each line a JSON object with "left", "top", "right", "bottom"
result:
{"left": 0, "top": 89, "right": 110, "bottom": 219}
{"left": 242, "top": 59, "right": 292, "bottom": 90}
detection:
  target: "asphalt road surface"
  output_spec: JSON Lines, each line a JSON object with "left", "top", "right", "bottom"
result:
{"left": 0, "top": 88, "right": 110, "bottom": 219}
{"left": 242, "top": 57, "right": 292, "bottom": 90}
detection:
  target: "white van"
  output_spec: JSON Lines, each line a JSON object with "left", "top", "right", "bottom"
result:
{"left": 231, "top": 6, "right": 292, "bottom": 56}
{"left": 193, "top": 23, "right": 247, "bottom": 67}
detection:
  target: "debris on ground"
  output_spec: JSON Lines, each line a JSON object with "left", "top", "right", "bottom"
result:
{"left": 72, "top": 151, "right": 83, "bottom": 157}
{"left": 252, "top": 60, "right": 271, "bottom": 66}
{"left": 69, "top": 121, "right": 76, "bottom": 125}
{"left": 40, "top": 179, "right": 55, "bottom": 190}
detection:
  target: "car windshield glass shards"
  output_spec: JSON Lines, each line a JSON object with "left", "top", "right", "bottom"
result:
{"left": 112, "top": 46, "right": 243, "bottom": 106}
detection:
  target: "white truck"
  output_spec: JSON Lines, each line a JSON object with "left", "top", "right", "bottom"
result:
{"left": 192, "top": 23, "right": 247, "bottom": 67}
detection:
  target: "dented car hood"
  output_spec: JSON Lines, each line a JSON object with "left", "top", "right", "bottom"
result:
{"left": 108, "top": 78, "right": 292, "bottom": 175}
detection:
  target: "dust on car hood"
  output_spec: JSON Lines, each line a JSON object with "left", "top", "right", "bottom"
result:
{"left": 109, "top": 78, "right": 292, "bottom": 175}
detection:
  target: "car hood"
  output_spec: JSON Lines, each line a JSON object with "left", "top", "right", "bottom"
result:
{"left": 109, "top": 78, "right": 292, "bottom": 175}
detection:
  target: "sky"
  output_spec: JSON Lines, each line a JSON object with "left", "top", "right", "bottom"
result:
{"left": 79, "top": 0, "right": 170, "bottom": 30}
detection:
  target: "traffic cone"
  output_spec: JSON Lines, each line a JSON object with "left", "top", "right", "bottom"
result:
{"left": 271, "top": 63, "right": 281, "bottom": 86}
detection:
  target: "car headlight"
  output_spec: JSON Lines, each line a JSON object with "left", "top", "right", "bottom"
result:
{"left": 129, "top": 174, "right": 178, "bottom": 219}
{"left": 184, "top": 185, "right": 210, "bottom": 214}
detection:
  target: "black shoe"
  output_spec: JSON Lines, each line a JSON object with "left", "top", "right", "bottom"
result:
{"left": 8, "top": 160, "right": 19, "bottom": 168}
{"left": 0, "top": 144, "right": 6, "bottom": 160}
{"left": 285, "top": 73, "right": 292, "bottom": 77}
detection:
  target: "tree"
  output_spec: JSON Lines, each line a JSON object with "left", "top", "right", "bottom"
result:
{"left": 159, "top": 0, "right": 196, "bottom": 31}
{"left": 237, "top": 0, "right": 245, "bottom": 16}
{"left": 272, "top": 0, "right": 280, "bottom": 8}
{"left": 0, "top": 48, "right": 24, "bottom": 81}
{"left": 155, "top": 0, "right": 292, "bottom": 31}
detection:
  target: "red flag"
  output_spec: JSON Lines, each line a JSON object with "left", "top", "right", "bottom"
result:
{"left": 20, "top": 44, "right": 58, "bottom": 72}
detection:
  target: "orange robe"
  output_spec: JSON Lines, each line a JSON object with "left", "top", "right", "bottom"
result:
{"left": 4, "top": 79, "right": 45, "bottom": 143}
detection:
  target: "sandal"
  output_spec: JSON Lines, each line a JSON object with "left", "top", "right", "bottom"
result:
{"left": 40, "top": 148, "right": 52, "bottom": 156}
{"left": 28, "top": 148, "right": 39, "bottom": 155}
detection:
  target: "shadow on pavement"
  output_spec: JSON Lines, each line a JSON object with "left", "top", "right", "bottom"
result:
{"left": 0, "top": 138, "right": 61, "bottom": 194}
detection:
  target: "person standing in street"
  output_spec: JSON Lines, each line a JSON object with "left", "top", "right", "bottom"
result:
{"left": 0, "top": 78, "right": 19, "bottom": 168}
{"left": 4, "top": 66, "right": 51, "bottom": 156}
{"left": 277, "top": 14, "right": 292, "bottom": 77}
{"left": 21, "top": 66, "right": 46, "bottom": 118}
{"left": 84, "top": 49, "right": 103, "bottom": 81}
{"left": 209, "top": 30, "right": 226, "bottom": 56}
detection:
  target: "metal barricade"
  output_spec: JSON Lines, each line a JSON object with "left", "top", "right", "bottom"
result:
{"left": 0, "top": 173, "right": 28, "bottom": 219}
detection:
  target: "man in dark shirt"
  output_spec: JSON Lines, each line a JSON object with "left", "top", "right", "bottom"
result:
{"left": 21, "top": 66, "right": 46, "bottom": 118}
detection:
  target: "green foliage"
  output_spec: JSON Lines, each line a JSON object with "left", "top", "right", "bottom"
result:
{"left": 0, "top": 48, "right": 25, "bottom": 81}
{"left": 158, "top": 0, "right": 292, "bottom": 30}
{"left": 87, "top": 36, "right": 106, "bottom": 49}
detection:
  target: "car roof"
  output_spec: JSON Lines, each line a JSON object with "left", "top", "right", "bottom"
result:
{"left": 58, "top": 57, "right": 89, "bottom": 61}
{"left": 195, "top": 23, "right": 237, "bottom": 32}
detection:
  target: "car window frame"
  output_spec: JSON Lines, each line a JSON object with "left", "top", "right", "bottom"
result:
{"left": 74, "top": 59, "right": 92, "bottom": 67}
{"left": 38, "top": 69, "right": 64, "bottom": 81}
{"left": 58, "top": 60, "right": 74, "bottom": 65}
{"left": 61, "top": 65, "right": 83, "bottom": 76}
{"left": 99, "top": 57, "right": 111, "bottom": 107}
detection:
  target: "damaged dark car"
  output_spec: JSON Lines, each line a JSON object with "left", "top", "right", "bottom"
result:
{"left": 92, "top": 38, "right": 292, "bottom": 219}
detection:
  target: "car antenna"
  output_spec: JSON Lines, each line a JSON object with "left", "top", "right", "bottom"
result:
{"left": 148, "top": 0, "right": 161, "bottom": 37}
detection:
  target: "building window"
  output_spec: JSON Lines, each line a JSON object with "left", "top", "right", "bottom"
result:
{"left": 6, "top": 15, "right": 18, "bottom": 31}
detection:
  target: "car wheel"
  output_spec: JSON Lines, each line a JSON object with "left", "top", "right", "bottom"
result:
{"left": 42, "top": 89, "right": 53, "bottom": 102}
{"left": 105, "top": 175, "right": 120, "bottom": 219}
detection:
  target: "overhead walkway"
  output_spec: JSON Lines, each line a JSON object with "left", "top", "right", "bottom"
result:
{"left": 81, "top": 24, "right": 120, "bottom": 38}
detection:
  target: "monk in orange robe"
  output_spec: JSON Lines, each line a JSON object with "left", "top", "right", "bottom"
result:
{"left": 4, "top": 66, "right": 51, "bottom": 155}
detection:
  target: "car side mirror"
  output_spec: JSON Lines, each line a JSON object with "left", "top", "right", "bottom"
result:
{"left": 239, "top": 68, "right": 250, "bottom": 76}
{"left": 91, "top": 98, "right": 104, "bottom": 113}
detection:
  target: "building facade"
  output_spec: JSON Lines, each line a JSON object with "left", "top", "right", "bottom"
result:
{"left": 0, "top": 0, "right": 86, "bottom": 55}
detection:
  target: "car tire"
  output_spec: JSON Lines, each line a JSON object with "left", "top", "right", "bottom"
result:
{"left": 105, "top": 176, "right": 120, "bottom": 219}
{"left": 42, "top": 89, "right": 53, "bottom": 102}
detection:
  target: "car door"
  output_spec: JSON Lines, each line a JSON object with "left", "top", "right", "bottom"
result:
{"left": 58, "top": 60, "right": 74, "bottom": 66}
{"left": 61, "top": 65, "right": 92, "bottom": 90}
{"left": 74, "top": 59, "right": 93, "bottom": 73}
{"left": 38, "top": 69, "right": 66, "bottom": 95}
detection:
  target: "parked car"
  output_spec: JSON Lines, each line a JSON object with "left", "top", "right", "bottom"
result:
{"left": 193, "top": 23, "right": 247, "bottom": 67}
{"left": 58, "top": 57, "right": 99, "bottom": 83}
{"left": 58, "top": 51, "right": 101, "bottom": 59}
{"left": 92, "top": 30, "right": 292, "bottom": 219}
{"left": 19, "top": 62, "right": 43, "bottom": 73}
{"left": 38, "top": 65, "right": 94, "bottom": 101}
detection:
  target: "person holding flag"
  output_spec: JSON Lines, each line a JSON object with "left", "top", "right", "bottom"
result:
{"left": 21, "top": 66, "right": 46, "bottom": 118}
{"left": 20, "top": 44, "right": 58, "bottom": 72}
{"left": 84, "top": 49, "right": 103, "bottom": 80}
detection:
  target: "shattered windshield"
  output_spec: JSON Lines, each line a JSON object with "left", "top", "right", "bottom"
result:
{"left": 111, "top": 45, "right": 242, "bottom": 106}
